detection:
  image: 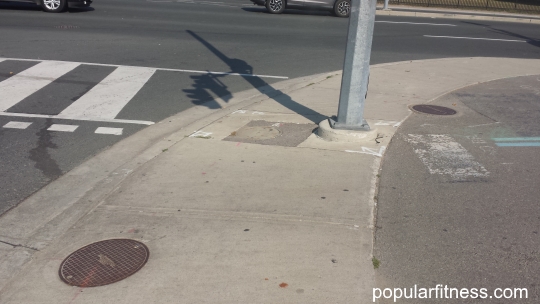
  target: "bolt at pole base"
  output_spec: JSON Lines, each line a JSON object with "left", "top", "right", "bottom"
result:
{"left": 329, "top": 118, "right": 370, "bottom": 131}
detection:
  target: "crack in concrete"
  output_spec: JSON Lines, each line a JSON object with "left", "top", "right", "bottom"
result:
{"left": 0, "top": 240, "right": 39, "bottom": 251}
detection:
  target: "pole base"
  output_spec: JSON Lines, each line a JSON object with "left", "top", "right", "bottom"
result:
{"left": 328, "top": 118, "right": 371, "bottom": 131}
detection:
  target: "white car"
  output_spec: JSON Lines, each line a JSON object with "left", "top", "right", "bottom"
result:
{"left": 250, "top": 0, "right": 351, "bottom": 17}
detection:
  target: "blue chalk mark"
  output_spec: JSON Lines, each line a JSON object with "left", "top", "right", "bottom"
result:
{"left": 496, "top": 142, "right": 540, "bottom": 147}
{"left": 493, "top": 137, "right": 540, "bottom": 142}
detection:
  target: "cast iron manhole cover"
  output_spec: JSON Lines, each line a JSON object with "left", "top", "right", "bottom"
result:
{"left": 59, "top": 239, "right": 149, "bottom": 287}
{"left": 411, "top": 105, "right": 457, "bottom": 115}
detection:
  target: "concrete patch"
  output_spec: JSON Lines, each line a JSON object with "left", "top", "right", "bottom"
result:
{"left": 224, "top": 120, "right": 316, "bottom": 147}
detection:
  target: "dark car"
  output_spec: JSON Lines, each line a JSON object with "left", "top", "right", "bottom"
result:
{"left": 251, "top": 0, "right": 350, "bottom": 17}
{"left": 0, "top": 0, "right": 92, "bottom": 12}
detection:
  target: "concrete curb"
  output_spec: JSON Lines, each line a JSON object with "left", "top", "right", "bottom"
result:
{"left": 0, "top": 72, "right": 335, "bottom": 244}
{"left": 376, "top": 7, "right": 540, "bottom": 24}
{"left": 0, "top": 70, "right": 336, "bottom": 292}
{"left": 2, "top": 57, "right": 540, "bottom": 302}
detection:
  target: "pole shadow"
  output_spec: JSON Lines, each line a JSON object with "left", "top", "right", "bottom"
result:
{"left": 183, "top": 30, "right": 327, "bottom": 123}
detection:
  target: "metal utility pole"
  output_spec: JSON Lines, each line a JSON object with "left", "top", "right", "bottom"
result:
{"left": 383, "top": 0, "right": 390, "bottom": 10}
{"left": 331, "top": 0, "right": 377, "bottom": 131}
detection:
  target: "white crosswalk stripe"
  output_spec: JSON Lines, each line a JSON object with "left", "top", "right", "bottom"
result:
{"left": 0, "top": 61, "right": 80, "bottom": 112}
{"left": 57, "top": 66, "right": 156, "bottom": 120}
{"left": 3, "top": 121, "right": 32, "bottom": 129}
{"left": 95, "top": 127, "right": 123, "bottom": 135}
{"left": 0, "top": 58, "right": 288, "bottom": 128}
{"left": 47, "top": 124, "right": 79, "bottom": 132}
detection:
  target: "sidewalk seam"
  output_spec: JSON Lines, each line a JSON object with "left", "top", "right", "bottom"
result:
{"left": 376, "top": 8, "right": 540, "bottom": 24}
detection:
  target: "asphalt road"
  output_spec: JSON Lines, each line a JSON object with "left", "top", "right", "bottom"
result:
{"left": 374, "top": 75, "right": 540, "bottom": 303}
{"left": 0, "top": 0, "right": 539, "bottom": 214}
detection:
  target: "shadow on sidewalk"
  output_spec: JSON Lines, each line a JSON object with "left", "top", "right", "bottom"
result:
{"left": 183, "top": 30, "right": 326, "bottom": 123}
{"left": 461, "top": 21, "right": 540, "bottom": 48}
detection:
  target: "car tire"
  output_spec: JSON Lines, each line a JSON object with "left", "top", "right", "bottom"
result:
{"left": 41, "top": 0, "right": 67, "bottom": 12}
{"left": 265, "top": 0, "right": 285, "bottom": 14}
{"left": 333, "top": 0, "right": 350, "bottom": 17}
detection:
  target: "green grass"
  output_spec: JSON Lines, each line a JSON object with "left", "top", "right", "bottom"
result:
{"left": 372, "top": 257, "right": 381, "bottom": 269}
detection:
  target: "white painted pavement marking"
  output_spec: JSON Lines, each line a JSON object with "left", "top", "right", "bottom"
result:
{"left": 0, "top": 61, "right": 80, "bottom": 112}
{"left": 374, "top": 120, "right": 402, "bottom": 127}
{"left": 95, "top": 127, "right": 123, "bottom": 135}
{"left": 232, "top": 110, "right": 247, "bottom": 114}
{"left": 58, "top": 66, "right": 156, "bottom": 120}
{"left": 376, "top": 21, "right": 456, "bottom": 26}
{"left": 405, "top": 134, "right": 489, "bottom": 180}
{"left": 189, "top": 130, "right": 212, "bottom": 138}
{"left": 424, "top": 35, "right": 527, "bottom": 42}
{"left": 0, "top": 58, "right": 5, "bottom": 63}
{"left": 48, "top": 124, "right": 79, "bottom": 132}
{"left": 345, "top": 146, "right": 386, "bottom": 157}
{"left": 0, "top": 112, "right": 154, "bottom": 125}
{"left": 0, "top": 58, "right": 289, "bottom": 79}
{"left": 2, "top": 121, "right": 32, "bottom": 129}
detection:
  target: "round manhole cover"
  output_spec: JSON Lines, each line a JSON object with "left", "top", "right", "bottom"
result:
{"left": 235, "top": 126, "right": 281, "bottom": 140}
{"left": 411, "top": 105, "right": 457, "bottom": 115}
{"left": 59, "top": 239, "right": 149, "bottom": 287}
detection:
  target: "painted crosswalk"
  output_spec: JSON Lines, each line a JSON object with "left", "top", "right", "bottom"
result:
{"left": 2, "top": 121, "right": 32, "bottom": 129}
{"left": 2, "top": 121, "right": 125, "bottom": 135}
{"left": 57, "top": 66, "right": 156, "bottom": 120}
{"left": 0, "top": 61, "right": 80, "bottom": 112}
{"left": 0, "top": 57, "right": 288, "bottom": 135}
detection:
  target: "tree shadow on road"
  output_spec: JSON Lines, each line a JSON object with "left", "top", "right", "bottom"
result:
{"left": 461, "top": 21, "right": 540, "bottom": 48}
{"left": 183, "top": 30, "right": 326, "bottom": 123}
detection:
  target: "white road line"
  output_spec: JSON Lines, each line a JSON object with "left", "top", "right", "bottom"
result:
{"left": 376, "top": 21, "right": 456, "bottom": 26}
{"left": 0, "top": 58, "right": 5, "bottom": 64}
{"left": 0, "top": 112, "right": 154, "bottom": 125}
{"left": 48, "top": 124, "right": 79, "bottom": 132}
{"left": 0, "top": 58, "right": 289, "bottom": 79}
{"left": 405, "top": 134, "right": 489, "bottom": 180}
{"left": 3, "top": 121, "right": 32, "bottom": 129}
{"left": 424, "top": 35, "right": 527, "bottom": 42}
{"left": 95, "top": 127, "right": 123, "bottom": 135}
{"left": 58, "top": 66, "right": 156, "bottom": 120}
{"left": 0, "top": 61, "right": 80, "bottom": 112}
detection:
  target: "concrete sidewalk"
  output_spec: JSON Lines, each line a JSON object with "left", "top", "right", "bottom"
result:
{"left": 376, "top": 5, "right": 540, "bottom": 24}
{"left": 1, "top": 57, "right": 540, "bottom": 303}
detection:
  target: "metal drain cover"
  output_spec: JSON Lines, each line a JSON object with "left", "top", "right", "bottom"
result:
{"left": 234, "top": 126, "right": 281, "bottom": 140}
{"left": 411, "top": 105, "right": 457, "bottom": 115}
{"left": 59, "top": 239, "right": 149, "bottom": 287}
